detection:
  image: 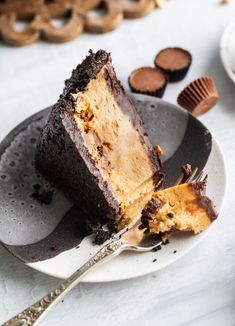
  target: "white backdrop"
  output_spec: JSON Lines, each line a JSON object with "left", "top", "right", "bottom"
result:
{"left": 1, "top": 0, "right": 235, "bottom": 325}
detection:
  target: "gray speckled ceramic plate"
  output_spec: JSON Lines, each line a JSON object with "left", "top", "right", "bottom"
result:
{"left": 0, "top": 94, "right": 226, "bottom": 282}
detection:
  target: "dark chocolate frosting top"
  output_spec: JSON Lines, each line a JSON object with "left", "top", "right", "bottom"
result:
{"left": 64, "top": 49, "right": 110, "bottom": 97}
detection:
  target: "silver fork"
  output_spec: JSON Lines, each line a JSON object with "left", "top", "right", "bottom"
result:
{"left": 2, "top": 168, "right": 205, "bottom": 326}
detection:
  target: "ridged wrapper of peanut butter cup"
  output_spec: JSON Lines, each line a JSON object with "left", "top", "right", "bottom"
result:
{"left": 177, "top": 76, "right": 219, "bottom": 116}
{"left": 128, "top": 67, "right": 168, "bottom": 98}
{"left": 154, "top": 47, "right": 192, "bottom": 82}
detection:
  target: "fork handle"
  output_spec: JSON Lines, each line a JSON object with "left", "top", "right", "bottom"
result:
{"left": 2, "top": 239, "right": 126, "bottom": 326}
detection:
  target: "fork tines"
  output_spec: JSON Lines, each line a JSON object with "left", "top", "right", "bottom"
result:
{"left": 175, "top": 167, "right": 206, "bottom": 186}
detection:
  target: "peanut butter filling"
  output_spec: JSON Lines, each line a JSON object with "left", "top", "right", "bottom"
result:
{"left": 145, "top": 183, "right": 214, "bottom": 234}
{"left": 73, "top": 69, "right": 156, "bottom": 216}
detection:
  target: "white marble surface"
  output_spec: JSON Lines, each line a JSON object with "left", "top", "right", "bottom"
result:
{"left": 1, "top": 0, "right": 235, "bottom": 325}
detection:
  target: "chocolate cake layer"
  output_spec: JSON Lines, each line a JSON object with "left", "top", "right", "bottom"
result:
{"left": 35, "top": 50, "right": 162, "bottom": 227}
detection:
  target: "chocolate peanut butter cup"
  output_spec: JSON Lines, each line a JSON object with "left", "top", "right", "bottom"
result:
{"left": 154, "top": 47, "right": 192, "bottom": 82}
{"left": 128, "top": 67, "right": 167, "bottom": 98}
{"left": 177, "top": 76, "right": 219, "bottom": 116}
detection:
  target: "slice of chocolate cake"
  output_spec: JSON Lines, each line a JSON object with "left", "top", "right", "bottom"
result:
{"left": 35, "top": 50, "right": 162, "bottom": 229}
{"left": 141, "top": 180, "right": 217, "bottom": 234}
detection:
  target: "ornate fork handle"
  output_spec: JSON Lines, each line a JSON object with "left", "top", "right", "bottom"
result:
{"left": 2, "top": 239, "right": 126, "bottom": 326}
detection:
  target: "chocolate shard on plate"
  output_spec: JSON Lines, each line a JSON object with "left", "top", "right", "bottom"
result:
{"left": 35, "top": 50, "right": 163, "bottom": 229}
{"left": 177, "top": 76, "right": 219, "bottom": 116}
{"left": 154, "top": 47, "right": 192, "bottom": 82}
{"left": 141, "top": 180, "right": 218, "bottom": 234}
{"left": 128, "top": 67, "right": 168, "bottom": 98}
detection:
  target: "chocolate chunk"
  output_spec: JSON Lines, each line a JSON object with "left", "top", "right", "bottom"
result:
{"left": 147, "top": 198, "right": 164, "bottom": 214}
{"left": 138, "top": 224, "right": 146, "bottom": 230}
{"left": 154, "top": 47, "right": 192, "bottom": 82}
{"left": 141, "top": 196, "right": 165, "bottom": 228}
{"left": 167, "top": 212, "right": 174, "bottom": 218}
{"left": 139, "top": 213, "right": 149, "bottom": 229}
{"left": 177, "top": 76, "right": 219, "bottom": 116}
{"left": 128, "top": 67, "right": 167, "bottom": 98}
{"left": 97, "top": 146, "right": 104, "bottom": 156}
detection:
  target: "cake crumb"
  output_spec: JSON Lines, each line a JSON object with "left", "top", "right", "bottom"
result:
{"left": 32, "top": 183, "right": 41, "bottom": 191}
{"left": 85, "top": 220, "right": 112, "bottom": 245}
{"left": 152, "top": 245, "right": 162, "bottom": 252}
{"left": 173, "top": 250, "right": 177, "bottom": 254}
{"left": 94, "top": 229, "right": 110, "bottom": 245}
{"left": 30, "top": 186, "right": 54, "bottom": 205}
{"left": 138, "top": 224, "right": 146, "bottom": 230}
{"left": 152, "top": 258, "right": 157, "bottom": 263}
{"left": 85, "top": 221, "right": 102, "bottom": 235}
